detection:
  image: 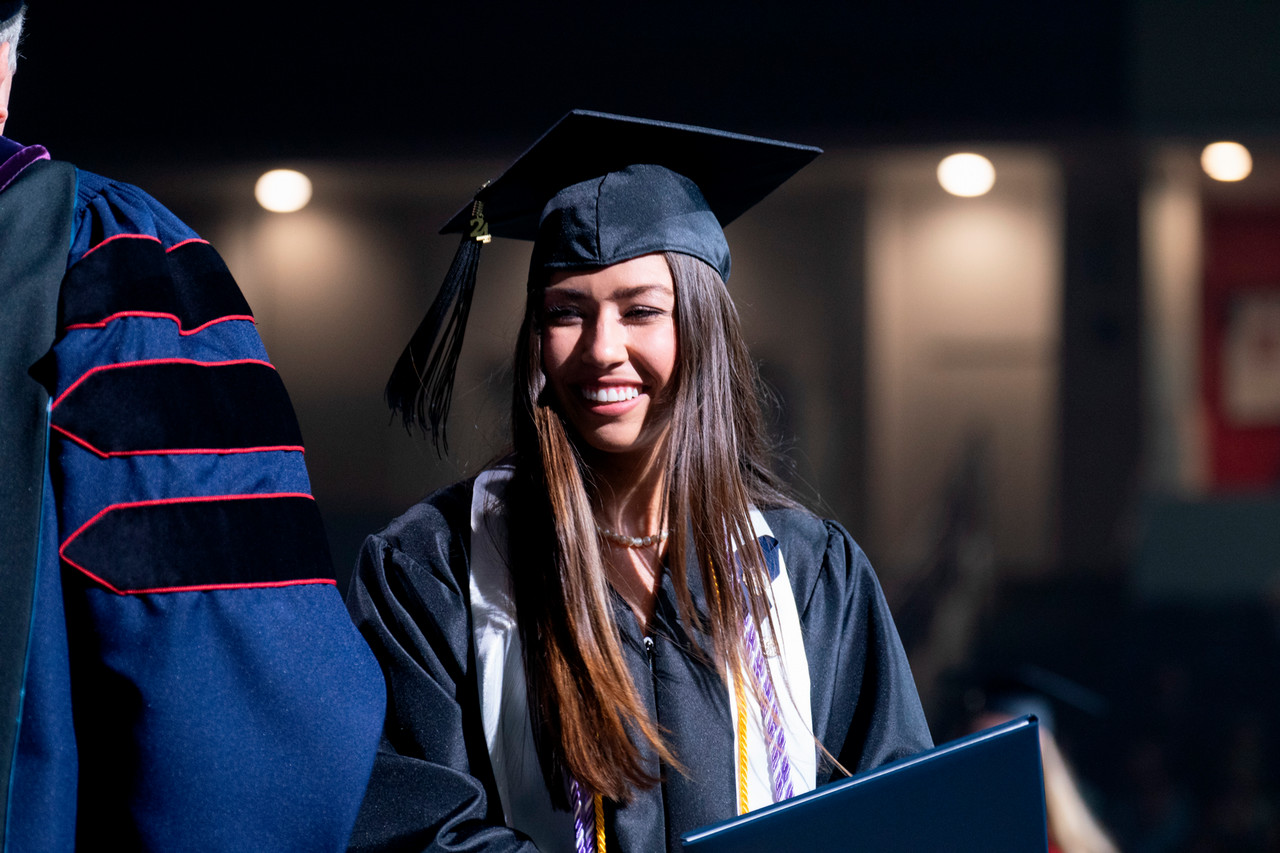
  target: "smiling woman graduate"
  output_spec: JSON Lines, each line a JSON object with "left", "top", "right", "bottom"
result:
{"left": 346, "top": 111, "right": 933, "bottom": 853}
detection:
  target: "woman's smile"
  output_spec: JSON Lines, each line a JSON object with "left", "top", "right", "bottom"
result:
{"left": 579, "top": 384, "right": 642, "bottom": 404}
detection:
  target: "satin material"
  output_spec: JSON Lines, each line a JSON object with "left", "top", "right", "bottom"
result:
{"left": 467, "top": 473, "right": 815, "bottom": 850}
{"left": 530, "top": 165, "right": 732, "bottom": 281}
{"left": 347, "top": 478, "right": 933, "bottom": 852}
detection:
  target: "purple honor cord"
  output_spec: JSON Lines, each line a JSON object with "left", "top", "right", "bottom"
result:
{"left": 569, "top": 538, "right": 797, "bottom": 851}
{"left": 743, "top": 612, "right": 796, "bottom": 802}
{"left": 571, "top": 777, "right": 595, "bottom": 853}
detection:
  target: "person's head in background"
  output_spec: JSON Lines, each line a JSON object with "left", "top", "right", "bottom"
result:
{"left": 968, "top": 667, "right": 1118, "bottom": 853}
{"left": 0, "top": 2, "right": 27, "bottom": 135}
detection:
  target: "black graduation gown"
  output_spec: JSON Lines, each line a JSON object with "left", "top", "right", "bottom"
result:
{"left": 346, "top": 479, "right": 932, "bottom": 852}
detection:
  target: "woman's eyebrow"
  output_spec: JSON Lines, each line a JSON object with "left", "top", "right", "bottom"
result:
{"left": 543, "top": 284, "right": 674, "bottom": 302}
{"left": 543, "top": 287, "right": 587, "bottom": 301}
{"left": 613, "top": 284, "right": 674, "bottom": 300}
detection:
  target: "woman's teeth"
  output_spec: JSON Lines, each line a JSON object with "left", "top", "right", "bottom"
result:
{"left": 582, "top": 386, "right": 639, "bottom": 403}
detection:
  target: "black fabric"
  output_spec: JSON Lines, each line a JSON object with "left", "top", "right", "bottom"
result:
{"left": 346, "top": 483, "right": 529, "bottom": 853}
{"left": 62, "top": 494, "right": 333, "bottom": 592}
{"left": 60, "top": 236, "right": 252, "bottom": 331}
{"left": 0, "top": 158, "right": 76, "bottom": 847}
{"left": 346, "top": 479, "right": 933, "bottom": 853}
{"left": 530, "top": 164, "right": 731, "bottom": 281}
{"left": 52, "top": 361, "right": 302, "bottom": 455}
{"left": 627, "top": 557, "right": 736, "bottom": 853}
{"left": 440, "top": 110, "right": 821, "bottom": 242}
{"left": 768, "top": 509, "right": 937, "bottom": 779}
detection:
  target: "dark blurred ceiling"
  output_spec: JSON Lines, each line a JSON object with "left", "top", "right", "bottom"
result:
{"left": 8, "top": 1, "right": 1280, "bottom": 168}
{"left": 10, "top": 0, "right": 1134, "bottom": 166}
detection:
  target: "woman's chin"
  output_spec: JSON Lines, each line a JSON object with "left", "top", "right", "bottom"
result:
{"left": 574, "top": 427, "right": 666, "bottom": 462}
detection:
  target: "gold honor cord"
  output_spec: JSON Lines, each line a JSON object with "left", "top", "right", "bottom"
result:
{"left": 708, "top": 560, "right": 752, "bottom": 816}
{"left": 595, "top": 794, "right": 606, "bottom": 853}
{"left": 735, "top": 671, "right": 750, "bottom": 815}
{"left": 590, "top": 685, "right": 747, "bottom": 853}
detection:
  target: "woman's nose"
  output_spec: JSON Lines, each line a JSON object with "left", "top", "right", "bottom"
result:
{"left": 584, "top": 315, "right": 625, "bottom": 366}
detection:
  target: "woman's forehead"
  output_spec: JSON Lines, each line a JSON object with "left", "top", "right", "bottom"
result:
{"left": 545, "top": 254, "right": 675, "bottom": 297}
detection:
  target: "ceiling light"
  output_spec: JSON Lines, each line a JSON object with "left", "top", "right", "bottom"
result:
{"left": 937, "top": 153, "right": 996, "bottom": 197}
{"left": 1201, "top": 142, "right": 1252, "bottom": 182}
{"left": 255, "top": 169, "right": 313, "bottom": 213}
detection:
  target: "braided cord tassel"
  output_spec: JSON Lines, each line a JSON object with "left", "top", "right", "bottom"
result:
{"left": 735, "top": 669, "right": 750, "bottom": 814}
{"left": 594, "top": 794, "right": 606, "bottom": 853}
{"left": 570, "top": 778, "right": 595, "bottom": 853}
{"left": 743, "top": 607, "right": 796, "bottom": 803}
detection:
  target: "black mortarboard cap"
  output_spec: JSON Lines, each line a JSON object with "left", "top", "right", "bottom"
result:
{"left": 390, "top": 109, "right": 821, "bottom": 450}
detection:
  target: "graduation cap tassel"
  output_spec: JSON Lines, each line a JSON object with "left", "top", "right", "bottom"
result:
{"left": 385, "top": 198, "right": 491, "bottom": 452}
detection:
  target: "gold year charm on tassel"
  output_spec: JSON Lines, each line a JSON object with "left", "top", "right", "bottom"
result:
{"left": 469, "top": 198, "right": 492, "bottom": 243}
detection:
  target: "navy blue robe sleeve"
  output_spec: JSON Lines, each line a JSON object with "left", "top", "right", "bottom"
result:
{"left": 9, "top": 166, "right": 386, "bottom": 852}
{"left": 346, "top": 483, "right": 539, "bottom": 853}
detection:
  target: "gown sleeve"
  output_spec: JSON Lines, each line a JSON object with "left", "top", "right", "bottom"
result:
{"left": 777, "top": 510, "right": 934, "bottom": 781}
{"left": 20, "top": 169, "right": 386, "bottom": 851}
{"left": 345, "top": 483, "right": 540, "bottom": 853}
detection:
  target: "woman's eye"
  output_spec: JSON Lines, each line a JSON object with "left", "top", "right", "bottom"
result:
{"left": 624, "top": 305, "right": 664, "bottom": 321}
{"left": 543, "top": 305, "right": 582, "bottom": 324}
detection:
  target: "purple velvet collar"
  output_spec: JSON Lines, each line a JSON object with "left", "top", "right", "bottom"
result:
{"left": 0, "top": 136, "right": 51, "bottom": 194}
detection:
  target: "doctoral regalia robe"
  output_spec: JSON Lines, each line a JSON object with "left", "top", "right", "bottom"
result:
{"left": 0, "top": 136, "right": 385, "bottom": 852}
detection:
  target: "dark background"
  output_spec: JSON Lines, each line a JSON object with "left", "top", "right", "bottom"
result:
{"left": 12, "top": 3, "right": 1280, "bottom": 850}
{"left": 12, "top": 1, "right": 1139, "bottom": 163}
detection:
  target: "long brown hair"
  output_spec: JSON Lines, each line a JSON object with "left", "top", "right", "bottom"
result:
{"left": 507, "top": 251, "right": 797, "bottom": 804}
